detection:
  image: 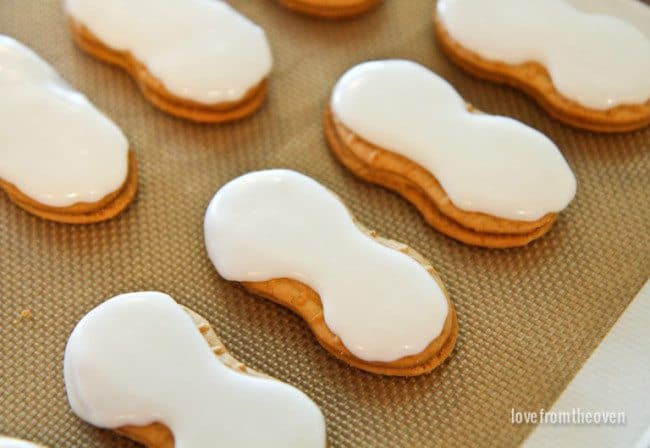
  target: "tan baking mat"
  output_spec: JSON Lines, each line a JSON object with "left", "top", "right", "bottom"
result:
{"left": 1, "top": 1, "right": 648, "bottom": 447}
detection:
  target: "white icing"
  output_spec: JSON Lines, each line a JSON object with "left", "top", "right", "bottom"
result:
{"left": 331, "top": 60, "right": 576, "bottom": 221}
{"left": 203, "top": 169, "right": 449, "bottom": 363}
{"left": 0, "top": 438, "right": 43, "bottom": 448}
{"left": 64, "top": 292, "right": 326, "bottom": 448}
{"left": 437, "top": 0, "right": 650, "bottom": 109}
{"left": 64, "top": 0, "right": 273, "bottom": 104}
{"left": 565, "top": 0, "right": 650, "bottom": 38}
{"left": 0, "top": 36, "right": 128, "bottom": 207}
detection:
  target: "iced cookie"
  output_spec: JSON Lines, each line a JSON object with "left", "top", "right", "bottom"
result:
{"left": 0, "top": 36, "right": 136, "bottom": 224}
{"left": 278, "top": 0, "right": 380, "bottom": 19}
{"left": 64, "top": 292, "right": 326, "bottom": 448}
{"left": 65, "top": 0, "right": 272, "bottom": 123}
{"left": 204, "top": 169, "right": 457, "bottom": 376}
{"left": 0, "top": 437, "right": 46, "bottom": 448}
{"left": 325, "top": 60, "right": 577, "bottom": 248}
{"left": 435, "top": 0, "right": 650, "bottom": 132}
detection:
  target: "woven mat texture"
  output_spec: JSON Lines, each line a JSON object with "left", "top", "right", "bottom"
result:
{"left": 1, "top": 1, "right": 649, "bottom": 447}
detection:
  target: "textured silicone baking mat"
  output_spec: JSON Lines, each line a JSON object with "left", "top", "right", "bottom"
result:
{"left": 1, "top": 1, "right": 648, "bottom": 447}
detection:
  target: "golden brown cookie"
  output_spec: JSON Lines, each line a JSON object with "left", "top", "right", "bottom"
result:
{"left": 67, "top": 19, "right": 268, "bottom": 123}
{"left": 1, "top": 150, "right": 138, "bottom": 224}
{"left": 325, "top": 109, "right": 557, "bottom": 248}
{"left": 65, "top": 292, "right": 326, "bottom": 446}
{"left": 2, "top": 35, "right": 138, "bottom": 224}
{"left": 277, "top": 0, "right": 380, "bottom": 19}
{"left": 434, "top": 15, "right": 650, "bottom": 133}
{"left": 204, "top": 169, "right": 458, "bottom": 376}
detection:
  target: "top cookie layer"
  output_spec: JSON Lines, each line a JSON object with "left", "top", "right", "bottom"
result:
{"left": 64, "top": 292, "right": 326, "bottom": 448}
{"left": 0, "top": 35, "right": 128, "bottom": 208}
{"left": 204, "top": 169, "right": 450, "bottom": 362}
{"left": 331, "top": 60, "right": 576, "bottom": 222}
{"left": 65, "top": 0, "right": 273, "bottom": 104}
{"left": 437, "top": 0, "right": 650, "bottom": 110}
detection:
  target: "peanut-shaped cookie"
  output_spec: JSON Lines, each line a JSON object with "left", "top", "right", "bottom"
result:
{"left": 0, "top": 35, "right": 136, "bottom": 223}
{"left": 65, "top": 0, "right": 272, "bottom": 123}
{"left": 435, "top": 0, "right": 650, "bottom": 132}
{"left": 204, "top": 169, "right": 457, "bottom": 376}
{"left": 64, "top": 292, "right": 326, "bottom": 447}
{"left": 325, "top": 60, "right": 576, "bottom": 248}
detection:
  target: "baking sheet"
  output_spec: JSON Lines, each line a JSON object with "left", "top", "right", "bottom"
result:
{"left": 1, "top": 1, "right": 649, "bottom": 446}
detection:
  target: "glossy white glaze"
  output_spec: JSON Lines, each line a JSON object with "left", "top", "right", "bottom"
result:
{"left": 64, "top": 292, "right": 326, "bottom": 448}
{"left": 437, "top": 0, "right": 650, "bottom": 109}
{"left": 0, "top": 35, "right": 128, "bottom": 207}
{"left": 331, "top": 60, "right": 576, "bottom": 221}
{"left": 204, "top": 169, "right": 449, "bottom": 362}
{"left": 565, "top": 0, "right": 650, "bottom": 37}
{"left": 65, "top": 0, "right": 273, "bottom": 104}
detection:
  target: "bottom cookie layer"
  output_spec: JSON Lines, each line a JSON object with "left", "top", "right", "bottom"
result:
{"left": 324, "top": 110, "right": 556, "bottom": 248}
{"left": 1, "top": 150, "right": 138, "bottom": 224}
{"left": 278, "top": 0, "right": 380, "bottom": 18}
